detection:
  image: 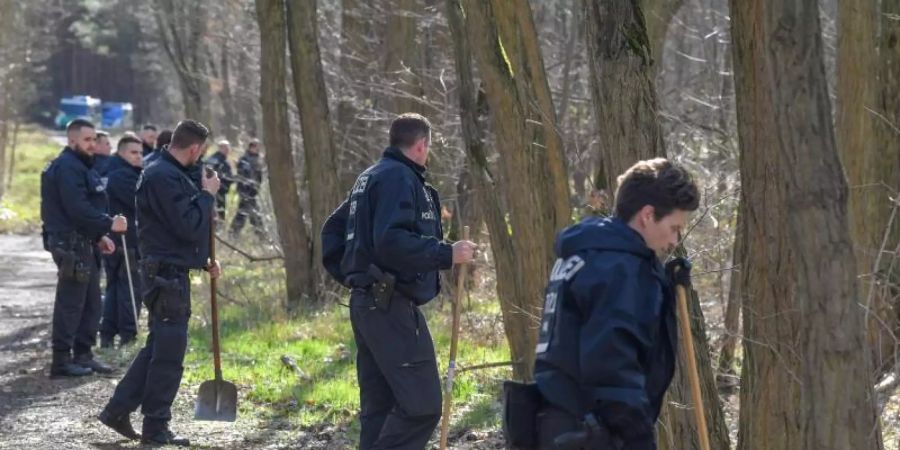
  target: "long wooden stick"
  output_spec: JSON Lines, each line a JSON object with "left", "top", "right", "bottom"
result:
{"left": 675, "top": 283, "right": 711, "bottom": 450}
{"left": 439, "top": 225, "right": 470, "bottom": 450}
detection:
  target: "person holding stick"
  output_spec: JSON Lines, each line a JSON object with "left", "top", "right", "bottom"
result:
{"left": 321, "top": 113, "right": 477, "bottom": 450}
{"left": 532, "top": 158, "right": 700, "bottom": 449}
{"left": 98, "top": 120, "right": 221, "bottom": 446}
{"left": 99, "top": 135, "right": 144, "bottom": 348}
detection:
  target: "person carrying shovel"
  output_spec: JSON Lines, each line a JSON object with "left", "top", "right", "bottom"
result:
{"left": 98, "top": 120, "right": 221, "bottom": 447}
{"left": 529, "top": 158, "right": 700, "bottom": 449}
{"left": 321, "top": 113, "right": 477, "bottom": 450}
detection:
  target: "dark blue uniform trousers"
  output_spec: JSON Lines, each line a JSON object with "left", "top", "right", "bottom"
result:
{"left": 104, "top": 269, "right": 189, "bottom": 435}
{"left": 51, "top": 245, "right": 101, "bottom": 360}
{"left": 100, "top": 250, "right": 142, "bottom": 342}
{"left": 350, "top": 290, "right": 442, "bottom": 450}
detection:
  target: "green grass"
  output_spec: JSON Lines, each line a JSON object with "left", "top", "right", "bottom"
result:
{"left": 0, "top": 128, "right": 61, "bottom": 233}
{"left": 182, "top": 279, "right": 511, "bottom": 434}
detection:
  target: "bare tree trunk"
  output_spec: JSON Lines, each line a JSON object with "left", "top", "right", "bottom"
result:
{"left": 717, "top": 203, "right": 744, "bottom": 383}
{"left": 382, "top": 0, "right": 425, "bottom": 115}
{"left": 219, "top": 33, "right": 238, "bottom": 144}
{"left": 256, "top": 0, "right": 315, "bottom": 311}
{"left": 154, "top": 0, "right": 211, "bottom": 126}
{"left": 286, "top": 0, "right": 342, "bottom": 299}
{"left": 585, "top": 0, "right": 663, "bottom": 191}
{"left": 731, "top": 1, "right": 882, "bottom": 448}
{"left": 459, "top": 0, "right": 572, "bottom": 380}
{"left": 236, "top": 46, "right": 258, "bottom": 137}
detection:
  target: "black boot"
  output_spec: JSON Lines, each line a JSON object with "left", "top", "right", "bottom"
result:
{"left": 141, "top": 428, "right": 190, "bottom": 447}
{"left": 73, "top": 354, "right": 116, "bottom": 374}
{"left": 50, "top": 352, "right": 92, "bottom": 378}
{"left": 98, "top": 409, "right": 140, "bottom": 440}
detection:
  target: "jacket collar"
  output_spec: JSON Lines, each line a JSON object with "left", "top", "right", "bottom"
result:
{"left": 64, "top": 146, "right": 94, "bottom": 168}
{"left": 383, "top": 146, "right": 426, "bottom": 182}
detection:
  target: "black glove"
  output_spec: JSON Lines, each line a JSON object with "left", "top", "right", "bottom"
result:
{"left": 665, "top": 257, "right": 692, "bottom": 287}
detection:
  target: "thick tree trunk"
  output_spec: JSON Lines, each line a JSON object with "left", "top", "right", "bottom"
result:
{"left": 584, "top": 2, "right": 729, "bottom": 448}
{"left": 256, "top": 0, "right": 315, "bottom": 311}
{"left": 460, "top": 0, "right": 572, "bottom": 380}
{"left": 286, "top": 0, "right": 342, "bottom": 299}
{"left": 585, "top": 0, "right": 663, "bottom": 192}
{"left": 731, "top": 1, "right": 882, "bottom": 449}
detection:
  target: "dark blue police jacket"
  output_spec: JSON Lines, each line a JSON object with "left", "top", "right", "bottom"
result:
{"left": 106, "top": 155, "right": 142, "bottom": 253}
{"left": 321, "top": 146, "right": 453, "bottom": 305}
{"left": 533, "top": 217, "right": 677, "bottom": 446}
{"left": 40, "top": 147, "right": 112, "bottom": 242}
{"left": 135, "top": 149, "right": 213, "bottom": 269}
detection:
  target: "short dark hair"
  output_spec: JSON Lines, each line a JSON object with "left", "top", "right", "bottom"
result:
{"left": 96, "top": 130, "right": 109, "bottom": 139}
{"left": 66, "top": 119, "right": 95, "bottom": 133}
{"left": 117, "top": 135, "right": 142, "bottom": 151}
{"left": 156, "top": 129, "right": 173, "bottom": 148}
{"left": 614, "top": 158, "right": 700, "bottom": 222}
{"left": 389, "top": 113, "right": 431, "bottom": 148}
{"left": 170, "top": 120, "right": 210, "bottom": 150}
{"left": 142, "top": 124, "right": 158, "bottom": 132}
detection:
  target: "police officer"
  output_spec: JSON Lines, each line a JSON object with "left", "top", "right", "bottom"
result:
{"left": 99, "top": 135, "right": 144, "bottom": 348}
{"left": 93, "top": 130, "right": 113, "bottom": 178}
{"left": 206, "top": 139, "right": 233, "bottom": 223}
{"left": 532, "top": 159, "right": 699, "bottom": 449}
{"left": 99, "top": 119, "right": 221, "bottom": 446}
{"left": 322, "top": 113, "right": 477, "bottom": 450}
{"left": 229, "top": 139, "right": 265, "bottom": 239}
{"left": 140, "top": 124, "right": 158, "bottom": 157}
{"left": 41, "top": 119, "right": 127, "bottom": 377}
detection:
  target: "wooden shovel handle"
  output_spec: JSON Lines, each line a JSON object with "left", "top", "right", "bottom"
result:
{"left": 439, "top": 225, "right": 471, "bottom": 450}
{"left": 675, "top": 283, "right": 711, "bottom": 450}
{"left": 210, "top": 201, "right": 222, "bottom": 382}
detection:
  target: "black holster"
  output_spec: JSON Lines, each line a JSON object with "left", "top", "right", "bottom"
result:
{"left": 47, "top": 232, "right": 91, "bottom": 283}
{"left": 368, "top": 264, "right": 396, "bottom": 312}
{"left": 141, "top": 261, "right": 187, "bottom": 320}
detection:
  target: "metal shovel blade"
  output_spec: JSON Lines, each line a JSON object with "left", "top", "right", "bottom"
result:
{"left": 194, "top": 379, "right": 238, "bottom": 422}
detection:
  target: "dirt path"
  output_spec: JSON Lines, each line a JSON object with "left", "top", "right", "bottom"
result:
{"left": 0, "top": 235, "right": 330, "bottom": 449}
{"left": 0, "top": 234, "right": 505, "bottom": 450}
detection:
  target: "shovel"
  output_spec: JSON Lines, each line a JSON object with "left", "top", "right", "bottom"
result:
{"left": 195, "top": 180, "right": 238, "bottom": 422}
{"left": 439, "top": 225, "right": 471, "bottom": 450}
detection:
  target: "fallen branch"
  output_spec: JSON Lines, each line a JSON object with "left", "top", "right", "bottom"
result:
{"left": 458, "top": 360, "right": 521, "bottom": 373}
{"left": 215, "top": 234, "right": 283, "bottom": 262}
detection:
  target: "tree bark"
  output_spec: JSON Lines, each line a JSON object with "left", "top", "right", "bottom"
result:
{"left": 286, "top": 0, "right": 342, "bottom": 299}
{"left": 459, "top": 0, "right": 572, "bottom": 379}
{"left": 731, "top": 1, "right": 882, "bottom": 448}
{"left": 255, "top": 0, "right": 315, "bottom": 311}
{"left": 585, "top": 0, "right": 663, "bottom": 192}
{"left": 382, "top": 0, "right": 425, "bottom": 115}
